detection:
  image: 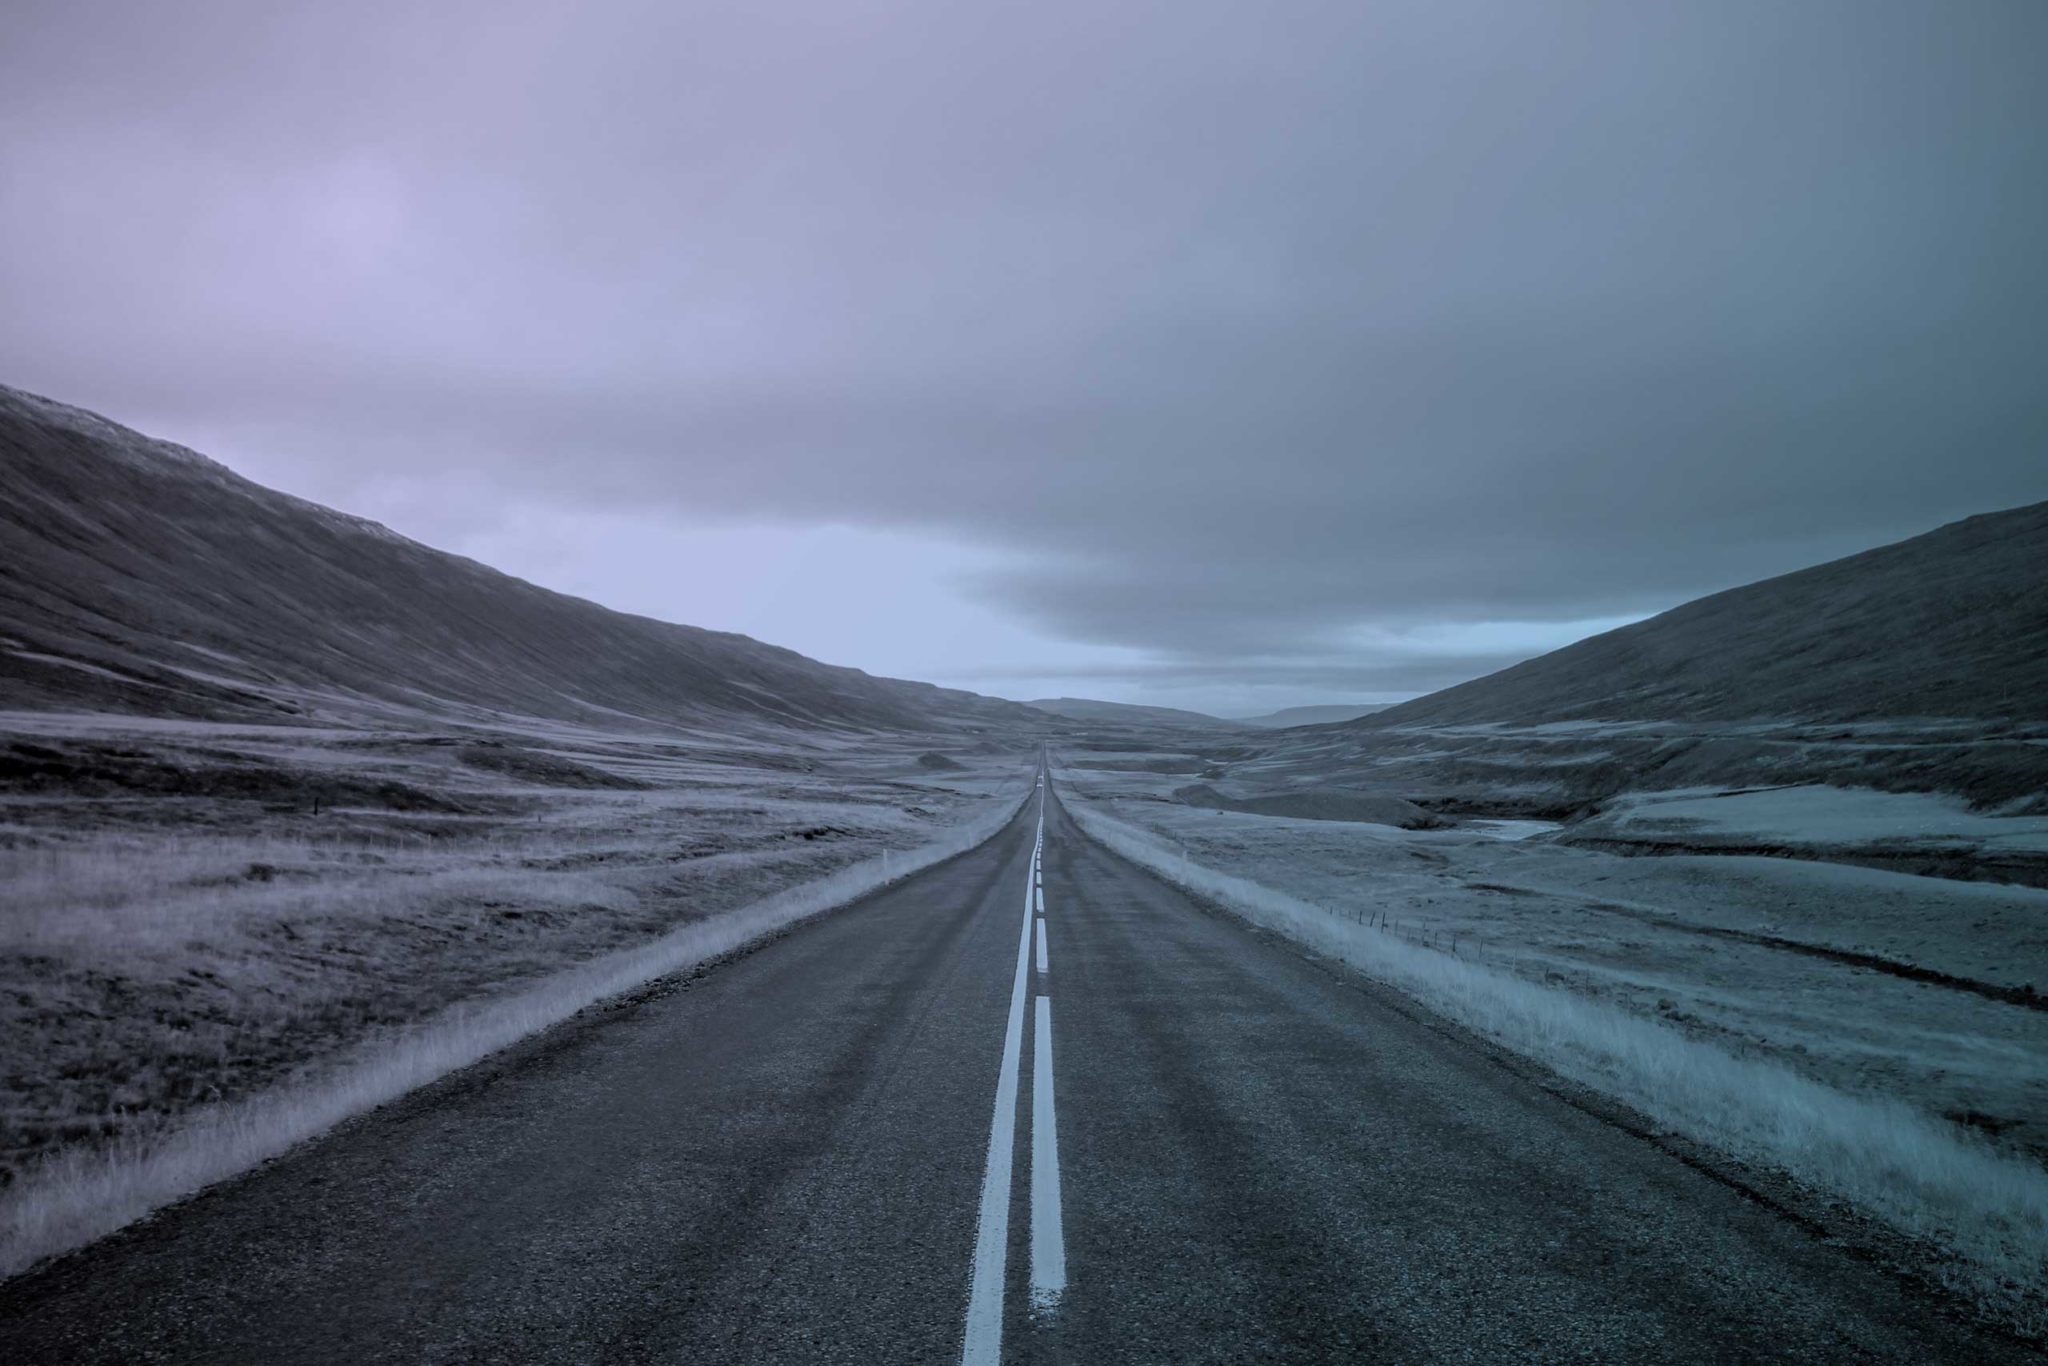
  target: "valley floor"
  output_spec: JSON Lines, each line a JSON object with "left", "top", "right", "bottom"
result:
{"left": 0, "top": 709, "right": 1028, "bottom": 1193}
{"left": 0, "top": 778, "right": 2026, "bottom": 1362}
{"left": 1058, "top": 758, "right": 2048, "bottom": 1164}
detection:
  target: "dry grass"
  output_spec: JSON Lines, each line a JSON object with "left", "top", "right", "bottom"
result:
{"left": 2, "top": 833, "right": 639, "bottom": 952}
{"left": 1059, "top": 758, "right": 2048, "bottom": 1157}
{"left": 0, "top": 778, "right": 1024, "bottom": 1286}
{"left": 0, "top": 713, "right": 1033, "bottom": 1277}
{"left": 1064, "top": 795, "right": 2048, "bottom": 1328}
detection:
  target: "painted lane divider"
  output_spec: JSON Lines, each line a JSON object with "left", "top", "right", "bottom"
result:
{"left": 1030, "top": 995, "right": 1066, "bottom": 1313}
{"left": 960, "top": 773, "right": 1070, "bottom": 1361}
{"left": 962, "top": 781, "right": 1061, "bottom": 1365}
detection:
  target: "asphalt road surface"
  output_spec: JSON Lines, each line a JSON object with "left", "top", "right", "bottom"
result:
{"left": 0, "top": 769, "right": 2030, "bottom": 1363}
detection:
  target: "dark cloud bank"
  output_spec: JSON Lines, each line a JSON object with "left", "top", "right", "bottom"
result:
{"left": 4, "top": 1, "right": 2045, "bottom": 706}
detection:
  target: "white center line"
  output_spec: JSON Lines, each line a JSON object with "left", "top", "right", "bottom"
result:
{"left": 960, "top": 788, "right": 1046, "bottom": 1366}
{"left": 1035, "top": 918, "right": 1049, "bottom": 974}
{"left": 1030, "top": 995, "right": 1067, "bottom": 1313}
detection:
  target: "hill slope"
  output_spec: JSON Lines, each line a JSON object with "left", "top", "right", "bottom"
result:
{"left": 1369, "top": 502, "right": 2048, "bottom": 727}
{"left": 1026, "top": 697, "right": 1242, "bottom": 730}
{"left": 1235, "top": 704, "right": 1392, "bottom": 728}
{"left": 0, "top": 385, "right": 1034, "bottom": 734}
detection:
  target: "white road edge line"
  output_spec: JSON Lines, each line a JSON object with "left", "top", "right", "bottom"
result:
{"left": 960, "top": 788, "right": 1045, "bottom": 1366}
{"left": 1030, "top": 995, "right": 1067, "bottom": 1313}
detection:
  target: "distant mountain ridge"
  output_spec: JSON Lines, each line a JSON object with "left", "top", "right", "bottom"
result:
{"left": 0, "top": 384, "right": 1037, "bottom": 734}
{"left": 1363, "top": 502, "right": 2048, "bottom": 728}
{"left": 1025, "top": 697, "right": 1244, "bottom": 729}
{"left": 1234, "top": 704, "right": 1393, "bottom": 728}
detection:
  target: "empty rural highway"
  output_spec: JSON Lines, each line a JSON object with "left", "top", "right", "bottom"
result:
{"left": 0, "top": 769, "right": 2027, "bottom": 1364}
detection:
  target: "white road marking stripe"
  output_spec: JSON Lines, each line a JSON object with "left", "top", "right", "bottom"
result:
{"left": 1030, "top": 995, "right": 1067, "bottom": 1313}
{"left": 1035, "top": 918, "right": 1048, "bottom": 974}
{"left": 960, "top": 793, "right": 1046, "bottom": 1366}
{"left": 1035, "top": 884, "right": 1044, "bottom": 914}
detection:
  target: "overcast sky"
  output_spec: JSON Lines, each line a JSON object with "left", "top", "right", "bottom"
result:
{"left": 4, "top": 1, "right": 2045, "bottom": 715}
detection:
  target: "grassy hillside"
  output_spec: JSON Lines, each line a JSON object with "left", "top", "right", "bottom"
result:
{"left": 1026, "top": 696, "right": 1242, "bottom": 729}
{"left": 1235, "top": 704, "right": 1393, "bottom": 727}
{"left": 1370, "top": 502, "right": 2048, "bottom": 727}
{"left": 0, "top": 385, "right": 1033, "bottom": 735}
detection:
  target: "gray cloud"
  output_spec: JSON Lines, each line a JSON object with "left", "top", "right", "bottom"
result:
{"left": 4, "top": 0, "right": 2046, "bottom": 706}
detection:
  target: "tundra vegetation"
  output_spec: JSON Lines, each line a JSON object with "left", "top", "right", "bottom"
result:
{"left": 0, "top": 709, "right": 1029, "bottom": 1272}
{"left": 1055, "top": 749, "right": 2048, "bottom": 1327}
